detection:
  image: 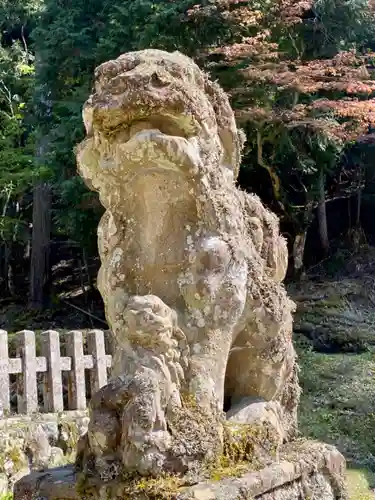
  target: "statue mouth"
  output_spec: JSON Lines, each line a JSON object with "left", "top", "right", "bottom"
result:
{"left": 118, "top": 126, "right": 201, "bottom": 175}
{"left": 80, "top": 74, "right": 209, "bottom": 181}
{"left": 94, "top": 109, "right": 202, "bottom": 175}
{"left": 76, "top": 113, "right": 202, "bottom": 192}
{"left": 102, "top": 110, "right": 200, "bottom": 141}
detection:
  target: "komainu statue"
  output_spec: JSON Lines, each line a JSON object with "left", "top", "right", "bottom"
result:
{"left": 75, "top": 49, "right": 300, "bottom": 481}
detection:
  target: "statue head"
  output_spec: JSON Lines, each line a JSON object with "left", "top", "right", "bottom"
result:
{"left": 76, "top": 49, "right": 244, "bottom": 214}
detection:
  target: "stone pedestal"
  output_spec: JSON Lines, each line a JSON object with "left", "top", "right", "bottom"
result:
{"left": 14, "top": 440, "right": 347, "bottom": 500}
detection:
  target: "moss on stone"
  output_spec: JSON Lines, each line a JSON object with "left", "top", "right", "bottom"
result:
{"left": 8, "top": 446, "right": 26, "bottom": 473}
{"left": 118, "top": 473, "right": 183, "bottom": 499}
{"left": 76, "top": 472, "right": 98, "bottom": 499}
{"left": 0, "top": 444, "right": 28, "bottom": 475}
{"left": 76, "top": 392, "right": 283, "bottom": 497}
{"left": 166, "top": 392, "right": 223, "bottom": 470}
{"left": 77, "top": 469, "right": 184, "bottom": 500}
{"left": 208, "top": 420, "right": 279, "bottom": 482}
{"left": 57, "top": 419, "right": 82, "bottom": 466}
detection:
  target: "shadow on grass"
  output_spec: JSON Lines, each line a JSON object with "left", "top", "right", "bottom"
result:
{"left": 297, "top": 346, "right": 375, "bottom": 473}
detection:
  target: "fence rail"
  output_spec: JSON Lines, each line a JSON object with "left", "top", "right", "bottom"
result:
{"left": 0, "top": 329, "right": 112, "bottom": 415}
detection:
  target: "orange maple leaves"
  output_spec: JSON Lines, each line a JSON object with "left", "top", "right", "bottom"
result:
{"left": 188, "top": 1, "right": 375, "bottom": 144}
{"left": 237, "top": 50, "right": 375, "bottom": 97}
{"left": 234, "top": 46, "right": 375, "bottom": 141}
{"left": 205, "top": 2, "right": 375, "bottom": 144}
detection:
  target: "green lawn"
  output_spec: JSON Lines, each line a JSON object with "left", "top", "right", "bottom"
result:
{"left": 298, "top": 344, "right": 375, "bottom": 499}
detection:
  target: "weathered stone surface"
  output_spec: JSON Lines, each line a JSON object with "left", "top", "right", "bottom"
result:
{"left": 14, "top": 466, "right": 77, "bottom": 500}
{"left": 74, "top": 47, "right": 300, "bottom": 480}
{"left": 13, "top": 440, "right": 348, "bottom": 499}
{"left": 0, "top": 412, "right": 88, "bottom": 493}
{"left": 13, "top": 48, "right": 347, "bottom": 500}
{"left": 227, "top": 398, "right": 286, "bottom": 447}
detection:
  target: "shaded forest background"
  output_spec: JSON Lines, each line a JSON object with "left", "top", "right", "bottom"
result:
{"left": 2, "top": 0, "right": 375, "bottom": 326}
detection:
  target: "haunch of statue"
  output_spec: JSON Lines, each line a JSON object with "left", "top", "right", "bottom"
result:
{"left": 76, "top": 49, "right": 300, "bottom": 481}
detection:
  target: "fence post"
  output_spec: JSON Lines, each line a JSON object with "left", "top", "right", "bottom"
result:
{"left": 0, "top": 330, "right": 10, "bottom": 416}
{"left": 87, "top": 329, "right": 108, "bottom": 395}
{"left": 41, "top": 330, "right": 64, "bottom": 412}
{"left": 65, "top": 330, "right": 86, "bottom": 410}
{"left": 16, "top": 330, "right": 38, "bottom": 414}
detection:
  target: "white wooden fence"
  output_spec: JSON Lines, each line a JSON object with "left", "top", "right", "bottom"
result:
{"left": 0, "top": 329, "right": 112, "bottom": 415}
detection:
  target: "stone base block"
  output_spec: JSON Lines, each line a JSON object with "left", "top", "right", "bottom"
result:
{"left": 0, "top": 411, "right": 89, "bottom": 495}
{"left": 13, "top": 440, "right": 348, "bottom": 500}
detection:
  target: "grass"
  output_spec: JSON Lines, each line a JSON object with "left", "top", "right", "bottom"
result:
{"left": 346, "top": 469, "right": 375, "bottom": 500}
{"left": 297, "top": 343, "right": 375, "bottom": 499}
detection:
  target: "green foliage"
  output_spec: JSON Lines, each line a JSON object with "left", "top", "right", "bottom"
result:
{"left": 54, "top": 176, "right": 103, "bottom": 252}
{"left": 96, "top": 0, "right": 239, "bottom": 59}
{"left": 0, "top": 0, "right": 374, "bottom": 287}
{"left": 30, "top": 0, "right": 375, "bottom": 260}
{"left": 0, "top": 23, "right": 35, "bottom": 247}
{"left": 306, "top": 0, "right": 375, "bottom": 56}
{"left": 227, "top": 1, "right": 375, "bottom": 246}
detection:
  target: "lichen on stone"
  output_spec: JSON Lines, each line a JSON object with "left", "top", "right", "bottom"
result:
{"left": 64, "top": 48, "right": 347, "bottom": 500}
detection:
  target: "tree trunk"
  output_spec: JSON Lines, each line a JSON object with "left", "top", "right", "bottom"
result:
{"left": 0, "top": 190, "right": 12, "bottom": 297}
{"left": 0, "top": 244, "right": 10, "bottom": 297}
{"left": 292, "top": 231, "right": 307, "bottom": 279}
{"left": 257, "top": 130, "right": 283, "bottom": 203}
{"left": 356, "top": 187, "right": 362, "bottom": 228}
{"left": 29, "top": 73, "right": 53, "bottom": 309}
{"left": 317, "top": 169, "right": 329, "bottom": 253}
{"left": 29, "top": 182, "right": 52, "bottom": 309}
